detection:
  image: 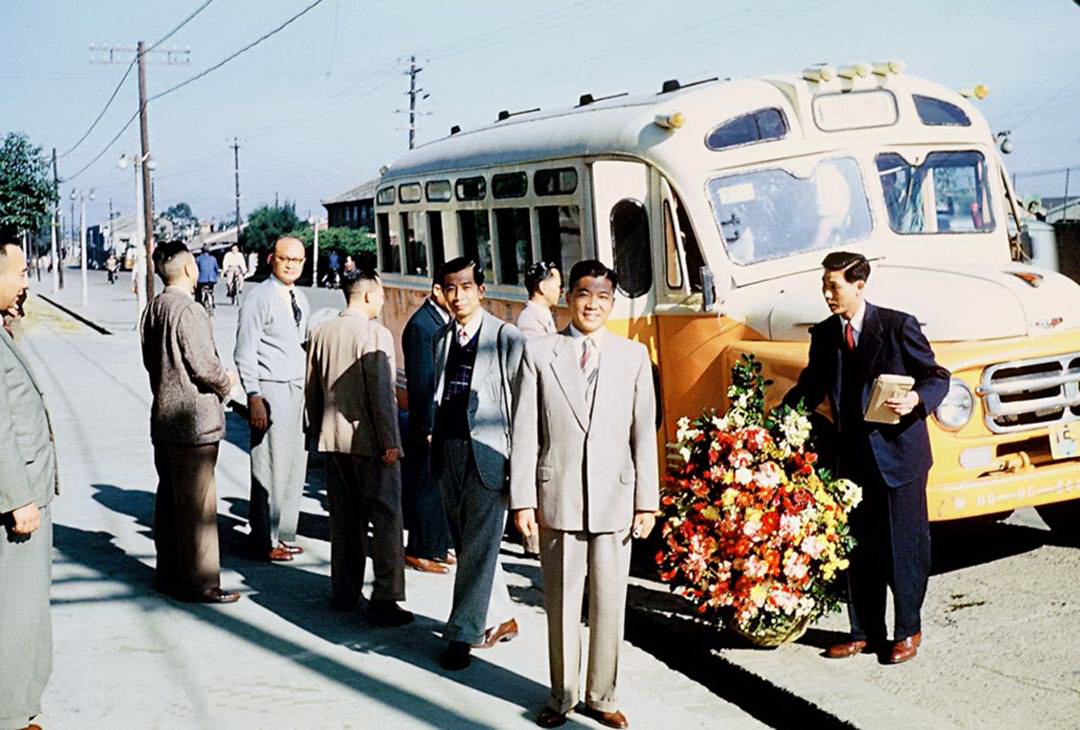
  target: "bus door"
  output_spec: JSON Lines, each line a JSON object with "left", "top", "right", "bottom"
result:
{"left": 590, "top": 160, "right": 656, "bottom": 320}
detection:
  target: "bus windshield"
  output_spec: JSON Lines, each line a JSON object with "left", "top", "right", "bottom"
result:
{"left": 707, "top": 156, "right": 872, "bottom": 266}
{"left": 876, "top": 150, "right": 995, "bottom": 234}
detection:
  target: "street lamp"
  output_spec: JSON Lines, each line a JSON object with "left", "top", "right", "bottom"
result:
{"left": 70, "top": 187, "right": 94, "bottom": 306}
{"left": 118, "top": 152, "right": 155, "bottom": 318}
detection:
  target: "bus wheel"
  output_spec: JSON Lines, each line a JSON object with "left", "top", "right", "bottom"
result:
{"left": 1035, "top": 500, "right": 1080, "bottom": 543}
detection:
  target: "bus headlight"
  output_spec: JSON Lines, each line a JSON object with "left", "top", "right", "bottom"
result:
{"left": 935, "top": 378, "right": 974, "bottom": 430}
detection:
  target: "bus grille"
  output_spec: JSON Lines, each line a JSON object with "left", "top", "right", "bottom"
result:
{"left": 979, "top": 353, "right": 1080, "bottom": 433}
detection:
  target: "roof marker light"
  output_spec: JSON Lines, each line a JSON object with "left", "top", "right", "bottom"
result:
{"left": 838, "top": 63, "right": 871, "bottom": 79}
{"left": 655, "top": 112, "right": 685, "bottom": 130}
{"left": 872, "top": 59, "right": 905, "bottom": 76}
{"left": 959, "top": 84, "right": 990, "bottom": 100}
{"left": 802, "top": 65, "right": 835, "bottom": 83}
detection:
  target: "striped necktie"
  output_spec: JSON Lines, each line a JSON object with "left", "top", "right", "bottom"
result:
{"left": 580, "top": 337, "right": 598, "bottom": 401}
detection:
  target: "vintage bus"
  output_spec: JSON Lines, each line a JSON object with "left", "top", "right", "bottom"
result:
{"left": 372, "top": 61, "right": 1080, "bottom": 534}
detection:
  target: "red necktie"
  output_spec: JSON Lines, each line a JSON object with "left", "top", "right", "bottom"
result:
{"left": 844, "top": 322, "right": 856, "bottom": 351}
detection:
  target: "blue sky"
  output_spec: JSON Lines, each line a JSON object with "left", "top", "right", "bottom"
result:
{"left": 3, "top": 0, "right": 1078, "bottom": 228}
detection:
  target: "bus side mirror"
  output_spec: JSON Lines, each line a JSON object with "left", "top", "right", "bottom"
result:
{"left": 701, "top": 266, "right": 716, "bottom": 312}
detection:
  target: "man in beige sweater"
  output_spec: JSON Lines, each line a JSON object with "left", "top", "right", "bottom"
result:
{"left": 306, "top": 268, "right": 411, "bottom": 626}
{"left": 140, "top": 241, "right": 240, "bottom": 604}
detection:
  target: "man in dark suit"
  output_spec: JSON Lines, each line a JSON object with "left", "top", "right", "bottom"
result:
{"left": 401, "top": 270, "right": 453, "bottom": 574}
{"left": 784, "top": 251, "right": 949, "bottom": 664}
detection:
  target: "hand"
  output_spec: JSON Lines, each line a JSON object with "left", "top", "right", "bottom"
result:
{"left": 632, "top": 511, "right": 656, "bottom": 540}
{"left": 426, "top": 434, "right": 432, "bottom": 445}
{"left": 7, "top": 502, "right": 41, "bottom": 536}
{"left": 381, "top": 448, "right": 400, "bottom": 466}
{"left": 248, "top": 395, "right": 269, "bottom": 432}
{"left": 226, "top": 370, "right": 238, "bottom": 390}
{"left": 884, "top": 390, "right": 920, "bottom": 417}
{"left": 514, "top": 508, "right": 538, "bottom": 539}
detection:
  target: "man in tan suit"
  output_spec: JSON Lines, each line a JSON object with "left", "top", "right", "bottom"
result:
{"left": 511, "top": 260, "right": 658, "bottom": 729}
{"left": 141, "top": 242, "right": 241, "bottom": 604}
{"left": 306, "top": 268, "right": 412, "bottom": 626}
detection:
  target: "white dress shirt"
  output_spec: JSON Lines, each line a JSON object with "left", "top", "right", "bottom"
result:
{"left": 840, "top": 300, "right": 866, "bottom": 346}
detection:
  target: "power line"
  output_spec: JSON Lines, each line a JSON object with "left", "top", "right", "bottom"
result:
{"left": 147, "top": 0, "right": 214, "bottom": 52}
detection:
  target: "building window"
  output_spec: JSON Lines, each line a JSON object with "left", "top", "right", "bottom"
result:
{"left": 457, "top": 210, "right": 494, "bottom": 283}
{"left": 494, "top": 208, "right": 532, "bottom": 285}
{"left": 534, "top": 168, "right": 578, "bottom": 196}
{"left": 538, "top": 205, "right": 582, "bottom": 278}
{"left": 610, "top": 199, "right": 651, "bottom": 298}
{"left": 400, "top": 212, "right": 427, "bottom": 276}
{"left": 426, "top": 180, "right": 452, "bottom": 202}
{"left": 913, "top": 95, "right": 971, "bottom": 127}
{"left": 398, "top": 183, "right": 422, "bottom": 204}
{"left": 492, "top": 172, "right": 528, "bottom": 199}
{"left": 456, "top": 176, "right": 486, "bottom": 201}
{"left": 705, "top": 108, "right": 787, "bottom": 151}
{"left": 376, "top": 187, "right": 395, "bottom": 205}
{"left": 427, "top": 211, "right": 445, "bottom": 272}
{"left": 377, "top": 212, "right": 400, "bottom": 273}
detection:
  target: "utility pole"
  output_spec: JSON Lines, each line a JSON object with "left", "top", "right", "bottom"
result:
{"left": 50, "top": 148, "right": 61, "bottom": 291}
{"left": 231, "top": 137, "right": 242, "bottom": 244}
{"left": 407, "top": 55, "right": 422, "bottom": 150}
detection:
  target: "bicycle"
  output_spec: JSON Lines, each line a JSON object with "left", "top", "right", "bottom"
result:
{"left": 224, "top": 267, "right": 243, "bottom": 305}
{"left": 197, "top": 281, "right": 216, "bottom": 317}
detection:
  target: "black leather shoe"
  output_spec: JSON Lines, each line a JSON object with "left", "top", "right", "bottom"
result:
{"left": 368, "top": 599, "right": 414, "bottom": 626}
{"left": 439, "top": 641, "right": 472, "bottom": 670}
{"left": 181, "top": 588, "right": 241, "bottom": 604}
{"left": 536, "top": 707, "right": 567, "bottom": 728}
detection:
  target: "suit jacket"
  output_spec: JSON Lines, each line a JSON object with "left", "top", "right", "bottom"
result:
{"left": 509, "top": 330, "right": 659, "bottom": 533}
{"left": 783, "top": 302, "right": 950, "bottom": 487}
{"left": 515, "top": 301, "right": 557, "bottom": 339}
{"left": 402, "top": 298, "right": 447, "bottom": 441}
{"left": 0, "top": 327, "right": 58, "bottom": 513}
{"left": 141, "top": 287, "right": 233, "bottom": 445}
{"left": 431, "top": 309, "right": 524, "bottom": 491}
{"left": 305, "top": 310, "right": 402, "bottom": 458}
{"left": 234, "top": 276, "right": 310, "bottom": 394}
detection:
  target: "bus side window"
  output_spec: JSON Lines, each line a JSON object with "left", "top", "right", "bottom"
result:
{"left": 494, "top": 207, "right": 532, "bottom": 285}
{"left": 457, "top": 210, "right": 495, "bottom": 284}
{"left": 674, "top": 195, "right": 705, "bottom": 292}
{"left": 377, "top": 212, "right": 401, "bottom": 273}
{"left": 661, "top": 183, "right": 706, "bottom": 293}
{"left": 611, "top": 198, "right": 652, "bottom": 298}
{"left": 427, "top": 211, "right": 446, "bottom": 273}
{"left": 538, "top": 204, "right": 582, "bottom": 277}
{"left": 663, "top": 200, "right": 682, "bottom": 289}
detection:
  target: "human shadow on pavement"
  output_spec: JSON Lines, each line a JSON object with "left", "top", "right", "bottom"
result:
{"left": 51, "top": 521, "right": 510, "bottom": 729}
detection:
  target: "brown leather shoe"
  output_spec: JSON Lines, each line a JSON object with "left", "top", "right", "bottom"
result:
{"left": 438, "top": 550, "right": 457, "bottom": 566}
{"left": 581, "top": 706, "right": 629, "bottom": 729}
{"left": 825, "top": 639, "right": 869, "bottom": 658}
{"left": 887, "top": 631, "right": 922, "bottom": 664}
{"left": 536, "top": 707, "right": 568, "bottom": 728}
{"left": 188, "top": 588, "right": 241, "bottom": 604}
{"left": 267, "top": 546, "right": 294, "bottom": 562}
{"left": 405, "top": 555, "right": 449, "bottom": 574}
{"left": 474, "top": 618, "right": 519, "bottom": 648}
{"left": 278, "top": 542, "right": 304, "bottom": 555}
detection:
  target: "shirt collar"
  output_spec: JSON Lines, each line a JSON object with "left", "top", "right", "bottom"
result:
{"left": 428, "top": 297, "right": 450, "bottom": 324}
{"left": 455, "top": 311, "right": 484, "bottom": 341}
{"left": 271, "top": 274, "right": 294, "bottom": 291}
{"left": 842, "top": 300, "right": 867, "bottom": 334}
{"left": 165, "top": 284, "right": 194, "bottom": 300}
{"left": 568, "top": 323, "right": 606, "bottom": 348}
{"left": 527, "top": 299, "right": 554, "bottom": 322}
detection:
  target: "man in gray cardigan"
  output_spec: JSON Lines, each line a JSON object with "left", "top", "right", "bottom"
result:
{"left": 0, "top": 242, "right": 59, "bottom": 730}
{"left": 141, "top": 242, "right": 240, "bottom": 603}
{"left": 235, "top": 237, "right": 310, "bottom": 562}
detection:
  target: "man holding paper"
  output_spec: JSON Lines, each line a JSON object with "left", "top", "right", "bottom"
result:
{"left": 784, "top": 251, "right": 949, "bottom": 664}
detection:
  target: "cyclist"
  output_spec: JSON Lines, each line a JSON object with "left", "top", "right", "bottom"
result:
{"left": 222, "top": 244, "right": 248, "bottom": 304}
{"left": 196, "top": 245, "right": 219, "bottom": 314}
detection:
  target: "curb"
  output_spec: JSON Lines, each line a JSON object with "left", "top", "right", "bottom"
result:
{"left": 35, "top": 294, "right": 113, "bottom": 335}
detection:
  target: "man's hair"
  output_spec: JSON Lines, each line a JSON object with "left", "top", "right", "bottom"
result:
{"left": 154, "top": 241, "right": 192, "bottom": 283}
{"left": 341, "top": 267, "right": 380, "bottom": 299}
{"left": 431, "top": 261, "right": 447, "bottom": 289}
{"left": 440, "top": 256, "right": 484, "bottom": 287}
{"left": 567, "top": 259, "right": 618, "bottom": 293}
{"left": 524, "top": 260, "right": 559, "bottom": 296}
{"left": 821, "top": 251, "right": 870, "bottom": 283}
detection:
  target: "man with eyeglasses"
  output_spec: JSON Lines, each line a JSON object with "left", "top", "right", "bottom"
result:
{"left": 235, "top": 237, "right": 311, "bottom": 562}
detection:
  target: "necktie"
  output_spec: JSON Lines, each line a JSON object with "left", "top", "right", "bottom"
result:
{"left": 289, "top": 290, "right": 302, "bottom": 328}
{"left": 844, "top": 321, "right": 856, "bottom": 351}
{"left": 457, "top": 325, "right": 471, "bottom": 347}
{"left": 580, "top": 337, "right": 598, "bottom": 399}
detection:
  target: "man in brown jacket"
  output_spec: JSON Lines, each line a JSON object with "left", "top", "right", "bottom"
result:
{"left": 141, "top": 241, "right": 240, "bottom": 604}
{"left": 306, "top": 268, "right": 411, "bottom": 625}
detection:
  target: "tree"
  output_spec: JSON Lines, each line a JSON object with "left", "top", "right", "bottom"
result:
{"left": 0, "top": 132, "right": 57, "bottom": 242}
{"left": 243, "top": 202, "right": 302, "bottom": 252}
{"left": 164, "top": 202, "right": 195, "bottom": 222}
{"left": 287, "top": 224, "right": 376, "bottom": 258}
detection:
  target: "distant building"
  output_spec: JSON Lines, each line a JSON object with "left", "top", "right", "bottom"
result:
{"left": 1044, "top": 196, "right": 1080, "bottom": 223}
{"left": 323, "top": 178, "right": 377, "bottom": 230}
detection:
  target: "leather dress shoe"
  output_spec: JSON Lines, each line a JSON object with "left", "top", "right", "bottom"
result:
{"left": 435, "top": 550, "right": 457, "bottom": 565}
{"left": 439, "top": 641, "right": 472, "bottom": 670}
{"left": 474, "top": 618, "right": 519, "bottom": 648}
{"left": 581, "top": 706, "right": 629, "bottom": 729}
{"left": 266, "top": 546, "right": 294, "bottom": 562}
{"left": 20, "top": 724, "right": 42, "bottom": 730}
{"left": 278, "top": 542, "right": 304, "bottom": 555}
{"left": 367, "top": 599, "right": 414, "bottom": 626}
{"left": 189, "top": 588, "right": 241, "bottom": 604}
{"left": 405, "top": 555, "right": 449, "bottom": 574}
{"left": 887, "top": 631, "right": 922, "bottom": 664}
{"left": 536, "top": 707, "right": 567, "bottom": 728}
{"left": 825, "top": 638, "right": 870, "bottom": 658}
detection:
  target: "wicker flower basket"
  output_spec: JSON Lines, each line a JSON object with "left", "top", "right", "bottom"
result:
{"left": 729, "top": 612, "right": 813, "bottom": 648}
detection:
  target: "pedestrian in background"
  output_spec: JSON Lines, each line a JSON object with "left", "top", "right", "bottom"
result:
{"left": 430, "top": 257, "right": 524, "bottom": 670}
{"left": 402, "top": 269, "right": 454, "bottom": 575}
{"left": 140, "top": 241, "right": 240, "bottom": 604}
{"left": 305, "top": 268, "right": 412, "bottom": 626}
{"left": 0, "top": 242, "right": 59, "bottom": 730}
{"left": 235, "top": 236, "right": 310, "bottom": 562}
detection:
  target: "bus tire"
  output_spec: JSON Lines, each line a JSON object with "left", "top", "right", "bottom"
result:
{"left": 1035, "top": 499, "right": 1080, "bottom": 543}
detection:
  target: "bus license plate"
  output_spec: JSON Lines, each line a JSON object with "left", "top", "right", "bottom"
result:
{"left": 1049, "top": 422, "right": 1080, "bottom": 460}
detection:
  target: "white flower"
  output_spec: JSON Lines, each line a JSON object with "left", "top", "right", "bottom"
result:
{"left": 735, "top": 467, "right": 753, "bottom": 485}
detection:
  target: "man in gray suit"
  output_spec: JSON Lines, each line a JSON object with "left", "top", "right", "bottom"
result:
{"left": 511, "top": 260, "right": 659, "bottom": 729}
{"left": 235, "top": 237, "right": 310, "bottom": 562}
{"left": 305, "top": 268, "right": 412, "bottom": 626}
{"left": 0, "top": 242, "right": 58, "bottom": 730}
{"left": 431, "top": 257, "right": 525, "bottom": 670}
{"left": 141, "top": 241, "right": 240, "bottom": 603}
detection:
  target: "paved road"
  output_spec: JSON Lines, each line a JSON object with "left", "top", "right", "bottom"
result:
{"left": 19, "top": 272, "right": 764, "bottom": 729}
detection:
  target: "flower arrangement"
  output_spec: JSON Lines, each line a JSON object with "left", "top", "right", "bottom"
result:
{"left": 657, "top": 355, "right": 862, "bottom": 646}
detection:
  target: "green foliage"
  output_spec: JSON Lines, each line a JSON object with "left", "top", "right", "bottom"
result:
{"left": 243, "top": 202, "right": 302, "bottom": 252}
{"left": 164, "top": 202, "right": 195, "bottom": 222}
{"left": 287, "top": 224, "right": 376, "bottom": 258}
{"left": 0, "top": 132, "right": 57, "bottom": 241}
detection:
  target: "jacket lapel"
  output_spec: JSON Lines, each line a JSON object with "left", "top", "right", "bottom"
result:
{"left": 589, "top": 334, "right": 621, "bottom": 431}
{"left": 469, "top": 310, "right": 499, "bottom": 401}
{"left": 550, "top": 330, "right": 590, "bottom": 431}
{"left": 860, "top": 302, "right": 884, "bottom": 378}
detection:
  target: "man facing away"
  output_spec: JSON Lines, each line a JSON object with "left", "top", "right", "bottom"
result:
{"left": 431, "top": 257, "right": 525, "bottom": 670}
{"left": 783, "top": 251, "right": 949, "bottom": 664}
{"left": 196, "top": 246, "right": 219, "bottom": 302}
{"left": 305, "top": 268, "right": 412, "bottom": 626}
{"left": 0, "top": 242, "right": 59, "bottom": 730}
{"left": 401, "top": 269, "right": 453, "bottom": 575}
{"left": 140, "top": 241, "right": 240, "bottom": 604}
{"left": 235, "top": 236, "right": 310, "bottom": 562}
{"left": 511, "top": 260, "right": 658, "bottom": 729}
